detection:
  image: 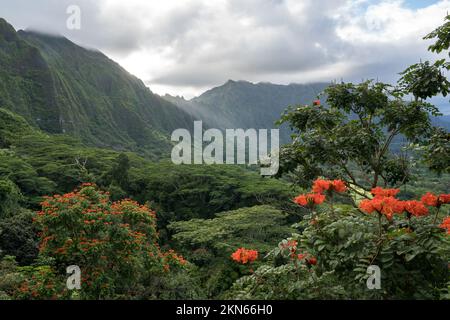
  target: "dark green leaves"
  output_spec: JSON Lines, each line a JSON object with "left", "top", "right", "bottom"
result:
{"left": 398, "top": 60, "right": 450, "bottom": 99}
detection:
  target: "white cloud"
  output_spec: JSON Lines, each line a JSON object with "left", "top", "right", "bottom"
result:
{"left": 0, "top": 0, "right": 449, "bottom": 101}
{"left": 336, "top": 0, "right": 450, "bottom": 43}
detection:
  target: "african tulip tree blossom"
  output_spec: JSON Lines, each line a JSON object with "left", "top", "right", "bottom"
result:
{"left": 231, "top": 248, "right": 258, "bottom": 264}
{"left": 297, "top": 253, "right": 306, "bottom": 260}
{"left": 421, "top": 192, "right": 439, "bottom": 207}
{"left": 422, "top": 193, "right": 450, "bottom": 207}
{"left": 439, "top": 194, "right": 450, "bottom": 204}
{"left": 439, "top": 217, "right": 450, "bottom": 235}
{"left": 32, "top": 183, "right": 187, "bottom": 298}
{"left": 294, "top": 251, "right": 317, "bottom": 265}
{"left": 281, "top": 240, "right": 298, "bottom": 250}
{"left": 359, "top": 196, "right": 404, "bottom": 220}
{"left": 371, "top": 187, "right": 400, "bottom": 198}
{"left": 404, "top": 200, "right": 429, "bottom": 217}
{"left": 294, "top": 193, "right": 326, "bottom": 206}
{"left": 312, "top": 179, "right": 347, "bottom": 194}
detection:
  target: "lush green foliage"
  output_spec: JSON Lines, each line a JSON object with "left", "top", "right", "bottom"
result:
{"left": 0, "top": 18, "right": 196, "bottom": 157}
{"left": 0, "top": 14, "right": 449, "bottom": 301}
{"left": 277, "top": 81, "right": 442, "bottom": 190}
{"left": 165, "top": 80, "right": 329, "bottom": 143}
{"left": 227, "top": 183, "right": 449, "bottom": 300}
{"left": 1, "top": 184, "right": 197, "bottom": 300}
{"left": 169, "top": 205, "right": 294, "bottom": 297}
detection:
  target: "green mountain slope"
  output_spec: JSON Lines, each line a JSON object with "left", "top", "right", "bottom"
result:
{"left": 164, "top": 80, "right": 329, "bottom": 142}
{"left": 0, "top": 18, "right": 195, "bottom": 158}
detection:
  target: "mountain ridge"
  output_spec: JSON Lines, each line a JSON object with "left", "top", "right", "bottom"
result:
{"left": 164, "top": 80, "right": 330, "bottom": 142}
{"left": 0, "top": 18, "right": 196, "bottom": 158}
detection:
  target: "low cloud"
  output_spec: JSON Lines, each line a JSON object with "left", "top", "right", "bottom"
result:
{"left": 1, "top": 0, "right": 449, "bottom": 109}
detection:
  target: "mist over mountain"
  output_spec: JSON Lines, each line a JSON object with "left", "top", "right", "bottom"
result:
{"left": 0, "top": 18, "right": 195, "bottom": 158}
{"left": 1, "top": 15, "right": 448, "bottom": 160}
{"left": 164, "top": 80, "right": 330, "bottom": 142}
{"left": 165, "top": 80, "right": 450, "bottom": 143}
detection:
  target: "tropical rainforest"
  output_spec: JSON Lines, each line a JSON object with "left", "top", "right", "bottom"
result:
{"left": 0, "top": 13, "right": 449, "bottom": 300}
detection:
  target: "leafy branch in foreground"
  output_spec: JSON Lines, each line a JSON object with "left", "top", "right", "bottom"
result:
{"left": 277, "top": 81, "right": 441, "bottom": 190}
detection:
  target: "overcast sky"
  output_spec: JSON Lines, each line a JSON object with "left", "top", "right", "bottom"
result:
{"left": 1, "top": 0, "right": 449, "bottom": 109}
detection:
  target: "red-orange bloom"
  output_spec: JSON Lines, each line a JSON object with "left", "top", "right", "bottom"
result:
{"left": 438, "top": 194, "right": 450, "bottom": 204}
{"left": 297, "top": 253, "right": 306, "bottom": 260}
{"left": 359, "top": 197, "right": 404, "bottom": 220}
{"left": 439, "top": 217, "right": 450, "bottom": 235}
{"left": 307, "top": 257, "right": 317, "bottom": 265}
{"left": 371, "top": 187, "right": 400, "bottom": 198}
{"left": 312, "top": 179, "right": 331, "bottom": 193}
{"left": 313, "top": 100, "right": 321, "bottom": 106}
{"left": 421, "top": 192, "right": 439, "bottom": 207}
{"left": 404, "top": 200, "right": 429, "bottom": 217}
{"left": 231, "top": 248, "right": 258, "bottom": 264}
{"left": 281, "top": 240, "right": 298, "bottom": 249}
{"left": 332, "top": 180, "right": 347, "bottom": 193}
{"left": 294, "top": 193, "right": 326, "bottom": 206}
{"left": 312, "top": 179, "right": 347, "bottom": 194}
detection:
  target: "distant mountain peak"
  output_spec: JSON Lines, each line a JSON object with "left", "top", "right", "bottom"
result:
{"left": 0, "top": 18, "right": 18, "bottom": 41}
{"left": 225, "top": 79, "right": 252, "bottom": 85}
{"left": 18, "top": 28, "right": 64, "bottom": 39}
{"left": 0, "top": 17, "right": 196, "bottom": 157}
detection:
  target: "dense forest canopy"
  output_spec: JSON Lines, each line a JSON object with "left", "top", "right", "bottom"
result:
{"left": 0, "top": 13, "right": 449, "bottom": 301}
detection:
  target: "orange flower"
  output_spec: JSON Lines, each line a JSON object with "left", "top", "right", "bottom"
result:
{"left": 404, "top": 200, "right": 429, "bottom": 217}
{"left": 371, "top": 187, "right": 400, "bottom": 198}
{"left": 297, "top": 253, "right": 306, "bottom": 260}
{"left": 312, "top": 179, "right": 347, "bottom": 194}
{"left": 313, "top": 100, "right": 321, "bottom": 106}
{"left": 281, "top": 240, "right": 298, "bottom": 249}
{"left": 332, "top": 180, "right": 347, "bottom": 193}
{"left": 359, "top": 197, "right": 404, "bottom": 220}
{"left": 294, "top": 193, "right": 326, "bottom": 206}
{"left": 439, "top": 217, "right": 450, "bottom": 235}
{"left": 421, "top": 192, "right": 439, "bottom": 207}
{"left": 231, "top": 248, "right": 258, "bottom": 264}
{"left": 438, "top": 194, "right": 450, "bottom": 204}
{"left": 307, "top": 257, "right": 317, "bottom": 265}
{"left": 312, "top": 179, "right": 331, "bottom": 193}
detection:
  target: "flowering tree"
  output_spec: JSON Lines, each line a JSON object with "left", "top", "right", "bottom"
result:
{"left": 19, "top": 183, "right": 187, "bottom": 299}
{"left": 277, "top": 81, "right": 441, "bottom": 193}
{"left": 398, "top": 14, "right": 450, "bottom": 174}
{"left": 231, "top": 248, "right": 258, "bottom": 265}
{"left": 277, "top": 16, "right": 450, "bottom": 190}
{"left": 227, "top": 180, "right": 449, "bottom": 299}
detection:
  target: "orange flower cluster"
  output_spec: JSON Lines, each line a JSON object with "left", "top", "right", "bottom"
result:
{"left": 440, "top": 217, "right": 450, "bottom": 235}
{"left": 359, "top": 188, "right": 450, "bottom": 220}
{"left": 34, "top": 182, "right": 189, "bottom": 293}
{"left": 359, "top": 196, "right": 405, "bottom": 220}
{"left": 295, "top": 252, "right": 317, "bottom": 265}
{"left": 294, "top": 193, "right": 326, "bottom": 206}
{"left": 403, "top": 200, "right": 429, "bottom": 217}
{"left": 312, "top": 179, "right": 347, "bottom": 194}
{"left": 162, "top": 249, "right": 188, "bottom": 271}
{"left": 231, "top": 248, "right": 258, "bottom": 264}
{"left": 281, "top": 240, "right": 298, "bottom": 249}
{"left": 313, "top": 100, "right": 321, "bottom": 106}
{"left": 294, "top": 178, "right": 347, "bottom": 208}
{"left": 371, "top": 187, "right": 400, "bottom": 198}
{"left": 421, "top": 192, "right": 450, "bottom": 208}
{"left": 280, "top": 240, "right": 318, "bottom": 265}
{"left": 280, "top": 240, "right": 298, "bottom": 258}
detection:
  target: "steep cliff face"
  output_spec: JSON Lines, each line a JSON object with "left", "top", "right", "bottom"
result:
{"left": 0, "top": 18, "right": 61, "bottom": 133}
{"left": 0, "top": 18, "right": 196, "bottom": 158}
